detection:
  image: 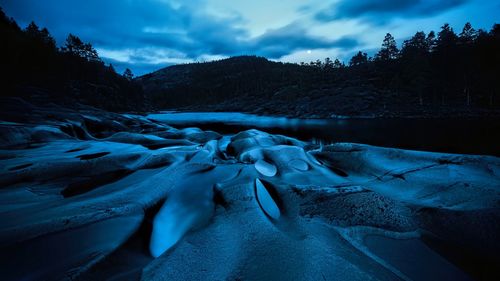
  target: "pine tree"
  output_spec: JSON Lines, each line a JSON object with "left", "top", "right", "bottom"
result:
{"left": 333, "top": 58, "right": 344, "bottom": 68}
{"left": 62, "top": 34, "right": 101, "bottom": 62}
{"left": 24, "top": 22, "right": 56, "bottom": 49}
{"left": 426, "top": 31, "right": 436, "bottom": 52}
{"left": 39, "top": 28, "right": 56, "bottom": 49}
{"left": 349, "top": 51, "right": 368, "bottom": 66}
{"left": 401, "top": 32, "right": 432, "bottom": 106}
{"left": 123, "top": 68, "right": 134, "bottom": 80}
{"left": 25, "top": 21, "right": 39, "bottom": 36}
{"left": 459, "top": 22, "right": 477, "bottom": 44}
{"left": 315, "top": 59, "right": 322, "bottom": 68}
{"left": 491, "top": 24, "right": 500, "bottom": 38}
{"left": 62, "top": 34, "right": 85, "bottom": 57}
{"left": 82, "top": 42, "right": 100, "bottom": 62}
{"left": 436, "top": 23, "right": 457, "bottom": 52}
{"left": 401, "top": 31, "right": 428, "bottom": 58}
{"left": 376, "top": 33, "right": 399, "bottom": 61}
{"left": 324, "top": 57, "right": 333, "bottom": 69}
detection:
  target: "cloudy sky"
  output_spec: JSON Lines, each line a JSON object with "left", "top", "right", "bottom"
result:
{"left": 1, "top": 0, "right": 499, "bottom": 75}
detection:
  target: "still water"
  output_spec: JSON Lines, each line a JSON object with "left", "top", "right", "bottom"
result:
{"left": 147, "top": 112, "right": 500, "bottom": 156}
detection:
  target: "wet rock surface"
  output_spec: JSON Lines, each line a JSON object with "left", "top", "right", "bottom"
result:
{"left": 0, "top": 101, "right": 499, "bottom": 280}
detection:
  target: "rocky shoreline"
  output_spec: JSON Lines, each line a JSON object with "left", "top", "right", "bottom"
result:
{"left": 0, "top": 101, "right": 499, "bottom": 280}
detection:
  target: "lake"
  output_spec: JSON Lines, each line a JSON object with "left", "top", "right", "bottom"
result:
{"left": 147, "top": 112, "right": 500, "bottom": 156}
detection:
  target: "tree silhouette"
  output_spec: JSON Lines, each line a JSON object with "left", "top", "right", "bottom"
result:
{"left": 436, "top": 23, "right": 458, "bottom": 52}
{"left": 324, "top": 57, "right": 333, "bottom": 69}
{"left": 39, "top": 28, "right": 56, "bottom": 49}
{"left": 123, "top": 68, "right": 134, "bottom": 80}
{"left": 108, "top": 64, "right": 116, "bottom": 73}
{"left": 25, "top": 21, "right": 39, "bottom": 37}
{"left": 376, "top": 33, "right": 399, "bottom": 61}
{"left": 349, "top": 51, "right": 368, "bottom": 66}
{"left": 314, "top": 59, "right": 322, "bottom": 68}
{"left": 459, "top": 22, "right": 477, "bottom": 44}
{"left": 0, "top": 11, "right": 144, "bottom": 111}
{"left": 62, "top": 34, "right": 101, "bottom": 62}
{"left": 491, "top": 24, "right": 500, "bottom": 38}
{"left": 333, "top": 58, "right": 344, "bottom": 68}
{"left": 25, "top": 22, "right": 56, "bottom": 50}
{"left": 457, "top": 23, "right": 478, "bottom": 106}
{"left": 426, "top": 31, "right": 436, "bottom": 52}
{"left": 400, "top": 32, "right": 432, "bottom": 105}
{"left": 61, "top": 34, "right": 84, "bottom": 56}
{"left": 401, "top": 31, "right": 429, "bottom": 58}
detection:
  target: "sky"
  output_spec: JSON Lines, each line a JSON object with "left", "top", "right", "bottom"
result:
{"left": 1, "top": 0, "right": 499, "bottom": 75}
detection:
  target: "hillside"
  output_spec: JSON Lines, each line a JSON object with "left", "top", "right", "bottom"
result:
{"left": 139, "top": 56, "right": 412, "bottom": 117}
{"left": 139, "top": 24, "right": 500, "bottom": 118}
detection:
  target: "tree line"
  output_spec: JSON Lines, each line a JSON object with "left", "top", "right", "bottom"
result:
{"left": 300, "top": 22, "right": 500, "bottom": 108}
{"left": 0, "top": 8, "right": 144, "bottom": 111}
{"left": 141, "top": 21, "right": 499, "bottom": 116}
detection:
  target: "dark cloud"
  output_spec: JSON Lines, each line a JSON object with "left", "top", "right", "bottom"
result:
{"left": 316, "top": 0, "right": 469, "bottom": 24}
{"left": 250, "top": 24, "right": 360, "bottom": 58}
{"left": 0, "top": 0, "right": 247, "bottom": 55}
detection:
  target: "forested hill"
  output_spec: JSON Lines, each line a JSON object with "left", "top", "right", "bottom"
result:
{"left": 0, "top": 9, "right": 145, "bottom": 112}
{"left": 139, "top": 23, "right": 500, "bottom": 118}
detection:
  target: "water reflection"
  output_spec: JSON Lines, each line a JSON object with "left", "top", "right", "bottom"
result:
{"left": 147, "top": 112, "right": 327, "bottom": 128}
{"left": 147, "top": 112, "right": 500, "bottom": 156}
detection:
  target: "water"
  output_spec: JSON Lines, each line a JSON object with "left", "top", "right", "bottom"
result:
{"left": 147, "top": 112, "right": 500, "bottom": 156}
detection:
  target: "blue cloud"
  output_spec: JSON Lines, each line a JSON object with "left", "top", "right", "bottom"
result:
{"left": 251, "top": 24, "right": 360, "bottom": 58}
{"left": 316, "top": 0, "right": 469, "bottom": 24}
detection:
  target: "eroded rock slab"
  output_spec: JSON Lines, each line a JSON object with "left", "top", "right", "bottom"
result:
{"left": 0, "top": 103, "right": 499, "bottom": 280}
